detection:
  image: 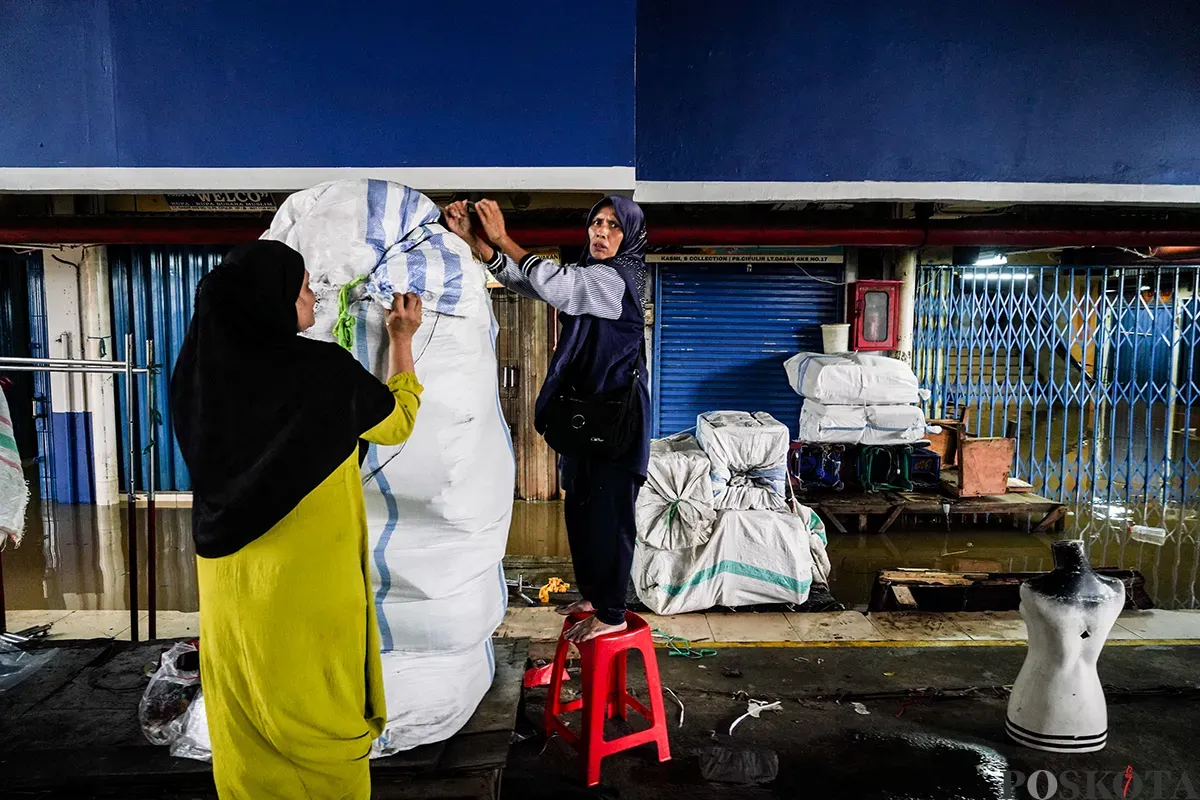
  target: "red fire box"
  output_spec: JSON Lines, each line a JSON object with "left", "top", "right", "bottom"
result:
{"left": 849, "top": 280, "right": 901, "bottom": 351}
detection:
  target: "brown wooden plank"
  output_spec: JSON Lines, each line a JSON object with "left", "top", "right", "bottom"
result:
{"left": 374, "top": 771, "right": 498, "bottom": 800}
{"left": 870, "top": 568, "right": 1152, "bottom": 612}
{"left": 457, "top": 638, "right": 527, "bottom": 736}
{"left": 879, "top": 570, "right": 982, "bottom": 586}
{"left": 878, "top": 504, "right": 905, "bottom": 534}
{"left": 892, "top": 585, "right": 919, "bottom": 609}
{"left": 372, "top": 741, "right": 446, "bottom": 772}
{"left": 517, "top": 294, "right": 556, "bottom": 501}
{"left": 1007, "top": 477, "right": 1034, "bottom": 493}
{"left": 0, "top": 746, "right": 214, "bottom": 792}
{"left": 891, "top": 493, "right": 945, "bottom": 513}
{"left": 807, "top": 493, "right": 895, "bottom": 513}
{"left": 817, "top": 506, "right": 849, "bottom": 534}
{"left": 1033, "top": 505, "right": 1069, "bottom": 533}
{"left": 436, "top": 731, "right": 514, "bottom": 772}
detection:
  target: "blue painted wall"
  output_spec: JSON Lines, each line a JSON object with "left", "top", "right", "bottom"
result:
{"left": 50, "top": 411, "right": 94, "bottom": 503}
{"left": 0, "top": 0, "right": 634, "bottom": 168}
{"left": 636, "top": 0, "right": 1200, "bottom": 185}
{"left": 7, "top": 1, "right": 1199, "bottom": 187}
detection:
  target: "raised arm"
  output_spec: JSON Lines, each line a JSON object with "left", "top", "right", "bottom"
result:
{"left": 363, "top": 292, "right": 424, "bottom": 446}
{"left": 444, "top": 200, "right": 626, "bottom": 320}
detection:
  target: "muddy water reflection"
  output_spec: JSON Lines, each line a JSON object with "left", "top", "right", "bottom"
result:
{"left": 3, "top": 501, "right": 199, "bottom": 613}
{"left": 4, "top": 498, "right": 1197, "bottom": 612}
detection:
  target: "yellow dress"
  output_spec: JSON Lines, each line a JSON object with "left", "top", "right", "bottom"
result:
{"left": 197, "top": 373, "right": 422, "bottom": 800}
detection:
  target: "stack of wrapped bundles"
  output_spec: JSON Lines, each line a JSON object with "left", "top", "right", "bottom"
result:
{"left": 632, "top": 414, "right": 831, "bottom": 615}
{"left": 784, "top": 352, "right": 931, "bottom": 445}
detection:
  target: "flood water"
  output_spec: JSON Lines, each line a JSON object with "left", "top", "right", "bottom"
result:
{"left": 3, "top": 494, "right": 1197, "bottom": 614}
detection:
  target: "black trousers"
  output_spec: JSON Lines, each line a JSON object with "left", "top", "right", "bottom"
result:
{"left": 561, "top": 457, "right": 642, "bottom": 625}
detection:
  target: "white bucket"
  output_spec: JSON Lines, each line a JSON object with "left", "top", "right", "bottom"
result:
{"left": 821, "top": 323, "right": 851, "bottom": 354}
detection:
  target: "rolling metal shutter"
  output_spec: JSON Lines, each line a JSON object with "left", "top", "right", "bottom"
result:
{"left": 653, "top": 260, "right": 843, "bottom": 438}
{"left": 110, "top": 245, "right": 232, "bottom": 492}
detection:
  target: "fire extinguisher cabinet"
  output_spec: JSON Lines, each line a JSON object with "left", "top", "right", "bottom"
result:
{"left": 849, "top": 280, "right": 901, "bottom": 351}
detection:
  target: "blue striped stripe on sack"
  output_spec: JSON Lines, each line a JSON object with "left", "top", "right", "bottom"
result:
{"left": 366, "top": 179, "right": 389, "bottom": 262}
{"left": 358, "top": 307, "right": 400, "bottom": 652}
{"left": 661, "top": 560, "right": 812, "bottom": 597}
{"left": 363, "top": 180, "right": 468, "bottom": 316}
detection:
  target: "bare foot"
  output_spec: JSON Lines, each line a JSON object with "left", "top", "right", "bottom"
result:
{"left": 564, "top": 616, "right": 627, "bottom": 643}
{"left": 555, "top": 599, "right": 595, "bottom": 616}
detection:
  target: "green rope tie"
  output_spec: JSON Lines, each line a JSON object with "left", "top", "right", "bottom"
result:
{"left": 653, "top": 628, "right": 717, "bottom": 659}
{"left": 657, "top": 498, "right": 685, "bottom": 535}
{"left": 333, "top": 275, "right": 371, "bottom": 351}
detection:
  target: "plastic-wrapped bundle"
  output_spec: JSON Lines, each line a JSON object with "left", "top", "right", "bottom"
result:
{"left": 783, "top": 352, "right": 926, "bottom": 405}
{"left": 138, "top": 641, "right": 210, "bottom": 758}
{"left": 798, "top": 400, "right": 928, "bottom": 445}
{"left": 263, "top": 179, "right": 514, "bottom": 754}
{"left": 696, "top": 411, "right": 790, "bottom": 511}
{"left": 633, "top": 506, "right": 829, "bottom": 615}
{"left": 636, "top": 434, "right": 715, "bottom": 550}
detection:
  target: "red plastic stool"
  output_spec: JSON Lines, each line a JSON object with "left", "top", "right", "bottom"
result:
{"left": 543, "top": 612, "right": 672, "bottom": 786}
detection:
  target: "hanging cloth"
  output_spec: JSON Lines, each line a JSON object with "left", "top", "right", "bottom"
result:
{"left": 0, "top": 383, "right": 29, "bottom": 548}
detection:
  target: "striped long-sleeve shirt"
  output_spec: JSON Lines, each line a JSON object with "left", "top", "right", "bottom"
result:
{"left": 485, "top": 250, "right": 627, "bottom": 320}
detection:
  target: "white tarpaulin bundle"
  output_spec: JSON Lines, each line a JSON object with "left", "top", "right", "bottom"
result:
{"left": 0, "top": 387, "right": 28, "bottom": 548}
{"left": 798, "top": 400, "right": 928, "bottom": 445}
{"left": 636, "top": 434, "right": 715, "bottom": 550}
{"left": 258, "top": 179, "right": 514, "bottom": 755}
{"left": 696, "top": 411, "right": 790, "bottom": 511}
{"left": 633, "top": 506, "right": 829, "bottom": 615}
{"left": 783, "top": 352, "right": 926, "bottom": 405}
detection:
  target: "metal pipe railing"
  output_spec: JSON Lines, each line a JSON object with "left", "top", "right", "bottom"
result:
{"left": 0, "top": 334, "right": 159, "bottom": 642}
{"left": 2, "top": 356, "right": 145, "bottom": 369}
{"left": 145, "top": 338, "right": 157, "bottom": 640}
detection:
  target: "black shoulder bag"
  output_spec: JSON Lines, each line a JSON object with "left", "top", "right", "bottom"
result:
{"left": 535, "top": 343, "right": 644, "bottom": 462}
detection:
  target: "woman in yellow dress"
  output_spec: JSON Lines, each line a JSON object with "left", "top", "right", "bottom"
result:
{"left": 171, "top": 240, "right": 424, "bottom": 799}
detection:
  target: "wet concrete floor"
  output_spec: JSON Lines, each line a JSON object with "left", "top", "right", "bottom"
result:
{"left": 3, "top": 496, "right": 1198, "bottom": 614}
{"left": 507, "top": 645, "right": 1200, "bottom": 799}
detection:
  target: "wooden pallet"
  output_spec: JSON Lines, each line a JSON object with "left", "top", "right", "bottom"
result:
{"left": 868, "top": 568, "right": 1154, "bottom": 612}
{"left": 0, "top": 638, "right": 529, "bottom": 799}
{"left": 799, "top": 488, "right": 1067, "bottom": 534}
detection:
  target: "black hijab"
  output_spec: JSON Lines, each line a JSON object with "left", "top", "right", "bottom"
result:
{"left": 171, "top": 240, "right": 396, "bottom": 558}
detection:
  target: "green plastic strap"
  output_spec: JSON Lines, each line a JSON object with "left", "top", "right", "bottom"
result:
{"left": 334, "top": 275, "right": 371, "bottom": 351}
{"left": 653, "top": 628, "right": 717, "bottom": 659}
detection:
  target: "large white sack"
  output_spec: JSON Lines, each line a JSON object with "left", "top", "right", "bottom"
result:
{"left": 798, "top": 400, "right": 927, "bottom": 445}
{"left": 794, "top": 503, "right": 832, "bottom": 587}
{"left": 634, "top": 508, "right": 816, "bottom": 615}
{"left": 372, "top": 640, "right": 498, "bottom": 756}
{"left": 263, "top": 180, "right": 514, "bottom": 753}
{"left": 265, "top": 178, "right": 480, "bottom": 321}
{"left": 696, "top": 411, "right": 790, "bottom": 511}
{"left": 636, "top": 434, "right": 715, "bottom": 550}
{"left": 784, "top": 352, "right": 926, "bottom": 405}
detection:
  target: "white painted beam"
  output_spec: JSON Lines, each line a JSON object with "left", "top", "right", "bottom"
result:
{"left": 0, "top": 167, "right": 636, "bottom": 194}
{"left": 634, "top": 180, "right": 1200, "bottom": 206}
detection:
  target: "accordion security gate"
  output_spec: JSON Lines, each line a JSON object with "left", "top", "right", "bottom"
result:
{"left": 913, "top": 264, "right": 1200, "bottom": 609}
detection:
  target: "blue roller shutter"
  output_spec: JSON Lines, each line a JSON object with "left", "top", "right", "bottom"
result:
{"left": 110, "top": 245, "right": 232, "bottom": 492}
{"left": 653, "top": 261, "right": 843, "bottom": 438}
